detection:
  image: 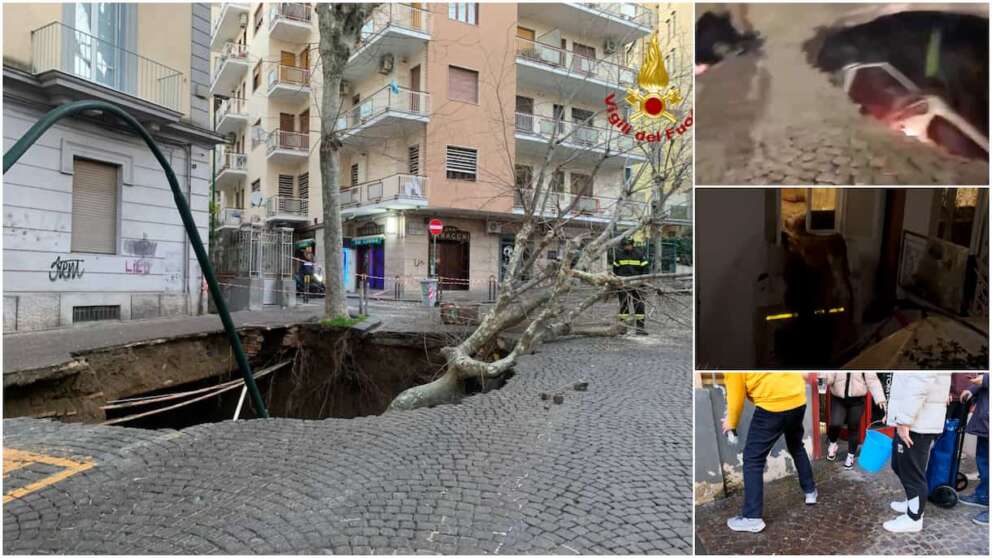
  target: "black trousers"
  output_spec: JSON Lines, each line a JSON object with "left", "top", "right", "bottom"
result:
{"left": 617, "top": 287, "right": 645, "bottom": 327}
{"left": 741, "top": 404, "right": 816, "bottom": 519}
{"left": 827, "top": 396, "right": 866, "bottom": 454}
{"left": 891, "top": 431, "right": 938, "bottom": 520}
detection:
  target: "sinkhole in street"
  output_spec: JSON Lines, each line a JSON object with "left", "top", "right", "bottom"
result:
{"left": 98, "top": 326, "right": 511, "bottom": 430}
{"left": 809, "top": 10, "right": 988, "bottom": 159}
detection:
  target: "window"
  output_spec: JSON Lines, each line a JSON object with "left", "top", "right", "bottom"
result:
{"left": 278, "top": 174, "right": 295, "bottom": 198}
{"left": 935, "top": 188, "right": 980, "bottom": 248}
{"left": 448, "top": 66, "right": 479, "bottom": 103}
{"left": 298, "top": 173, "right": 309, "bottom": 201}
{"left": 624, "top": 167, "right": 633, "bottom": 185}
{"left": 71, "top": 158, "right": 118, "bottom": 254}
{"left": 252, "top": 61, "right": 261, "bottom": 91}
{"left": 299, "top": 109, "right": 310, "bottom": 134}
{"left": 351, "top": 163, "right": 359, "bottom": 186}
{"left": 251, "top": 119, "right": 263, "bottom": 149}
{"left": 514, "top": 165, "right": 533, "bottom": 190}
{"left": 445, "top": 146, "right": 477, "bottom": 181}
{"left": 448, "top": 3, "right": 478, "bottom": 24}
{"left": 550, "top": 170, "right": 565, "bottom": 192}
{"left": 251, "top": 179, "right": 261, "bottom": 192}
{"left": 408, "top": 145, "right": 420, "bottom": 175}
{"left": 809, "top": 188, "right": 839, "bottom": 231}
{"left": 780, "top": 188, "right": 842, "bottom": 235}
{"left": 253, "top": 4, "right": 263, "bottom": 34}
{"left": 570, "top": 173, "right": 593, "bottom": 197}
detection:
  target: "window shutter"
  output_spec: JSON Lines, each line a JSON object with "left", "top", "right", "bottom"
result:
{"left": 408, "top": 145, "right": 420, "bottom": 175}
{"left": 71, "top": 158, "right": 118, "bottom": 254}
{"left": 446, "top": 146, "right": 477, "bottom": 181}
{"left": 448, "top": 66, "right": 479, "bottom": 103}
{"left": 278, "top": 174, "right": 295, "bottom": 198}
{"left": 350, "top": 164, "right": 359, "bottom": 186}
{"left": 298, "top": 172, "right": 309, "bottom": 201}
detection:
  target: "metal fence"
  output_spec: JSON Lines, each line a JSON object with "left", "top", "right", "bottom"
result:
{"left": 213, "top": 226, "right": 293, "bottom": 279}
{"left": 31, "top": 21, "right": 183, "bottom": 112}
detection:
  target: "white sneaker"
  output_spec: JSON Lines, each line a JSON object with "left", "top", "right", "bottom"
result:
{"left": 844, "top": 454, "right": 855, "bottom": 469}
{"left": 827, "top": 442, "right": 838, "bottom": 461}
{"left": 890, "top": 501, "right": 908, "bottom": 513}
{"left": 883, "top": 514, "right": 922, "bottom": 533}
{"left": 805, "top": 489, "right": 818, "bottom": 505}
{"left": 727, "top": 516, "right": 766, "bottom": 533}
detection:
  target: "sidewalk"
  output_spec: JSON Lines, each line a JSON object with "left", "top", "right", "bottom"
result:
{"left": 695, "top": 458, "right": 989, "bottom": 555}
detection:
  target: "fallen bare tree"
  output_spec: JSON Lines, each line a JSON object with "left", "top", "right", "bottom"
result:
{"left": 389, "top": 26, "right": 694, "bottom": 411}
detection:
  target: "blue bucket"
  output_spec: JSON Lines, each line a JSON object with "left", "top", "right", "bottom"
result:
{"left": 858, "top": 428, "right": 893, "bottom": 474}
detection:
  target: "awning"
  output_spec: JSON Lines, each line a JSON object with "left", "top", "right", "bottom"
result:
{"left": 294, "top": 239, "right": 316, "bottom": 249}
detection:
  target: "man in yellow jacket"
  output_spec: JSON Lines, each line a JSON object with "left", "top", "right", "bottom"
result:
{"left": 722, "top": 372, "right": 817, "bottom": 533}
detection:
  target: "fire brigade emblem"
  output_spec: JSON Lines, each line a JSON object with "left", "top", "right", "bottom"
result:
{"left": 625, "top": 33, "right": 682, "bottom": 124}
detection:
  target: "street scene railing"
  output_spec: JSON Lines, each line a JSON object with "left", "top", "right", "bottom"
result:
{"left": 513, "top": 188, "right": 648, "bottom": 220}
{"left": 341, "top": 174, "right": 429, "bottom": 208}
{"left": 31, "top": 21, "right": 183, "bottom": 112}
{"left": 266, "top": 129, "right": 309, "bottom": 154}
{"left": 216, "top": 146, "right": 248, "bottom": 172}
{"left": 214, "top": 41, "right": 248, "bottom": 75}
{"left": 515, "top": 37, "right": 636, "bottom": 88}
{"left": 269, "top": 3, "right": 313, "bottom": 27}
{"left": 337, "top": 84, "right": 430, "bottom": 131}
{"left": 265, "top": 195, "right": 309, "bottom": 218}
{"left": 210, "top": 2, "right": 249, "bottom": 43}
{"left": 515, "top": 112, "right": 638, "bottom": 153}
{"left": 578, "top": 2, "right": 656, "bottom": 27}
{"left": 267, "top": 64, "right": 311, "bottom": 92}
{"left": 217, "top": 96, "right": 248, "bottom": 123}
{"left": 217, "top": 207, "right": 244, "bottom": 228}
{"left": 358, "top": 3, "right": 432, "bottom": 47}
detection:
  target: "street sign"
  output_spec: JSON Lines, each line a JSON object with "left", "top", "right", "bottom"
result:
{"left": 428, "top": 218, "right": 443, "bottom": 236}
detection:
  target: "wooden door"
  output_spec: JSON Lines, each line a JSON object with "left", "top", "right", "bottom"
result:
{"left": 573, "top": 42, "right": 596, "bottom": 73}
{"left": 299, "top": 47, "right": 310, "bottom": 70}
{"left": 409, "top": 65, "right": 421, "bottom": 112}
{"left": 280, "top": 112, "right": 295, "bottom": 132}
{"left": 299, "top": 109, "right": 309, "bottom": 134}
{"left": 280, "top": 50, "right": 295, "bottom": 82}
{"left": 516, "top": 26, "right": 535, "bottom": 58}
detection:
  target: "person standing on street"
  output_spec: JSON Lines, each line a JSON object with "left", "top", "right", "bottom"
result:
{"left": 884, "top": 373, "right": 952, "bottom": 533}
{"left": 722, "top": 372, "right": 817, "bottom": 533}
{"left": 823, "top": 372, "right": 888, "bottom": 468}
{"left": 959, "top": 373, "right": 988, "bottom": 526}
{"left": 611, "top": 237, "right": 650, "bottom": 335}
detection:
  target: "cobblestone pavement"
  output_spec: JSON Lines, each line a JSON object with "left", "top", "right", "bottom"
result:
{"left": 3, "top": 326, "right": 693, "bottom": 554}
{"left": 695, "top": 458, "right": 989, "bottom": 555}
{"left": 695, "top": 4, "right": 989, "bottom": 186}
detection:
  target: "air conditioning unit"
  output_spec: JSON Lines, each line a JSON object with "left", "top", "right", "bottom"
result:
{"left": 378, "top": 53, "right": 395, "bottom": 75}
{"left": 603, "top": 38, "right": 619, "bottom": 55}
{"left": 238, "top": 13, "right": 249, "bottom": 28}
{"left": 486, "top": 221, "right": 502, "bottom": 234}
{"left": 340, "top": 80, "right": 353, "bottom": 95}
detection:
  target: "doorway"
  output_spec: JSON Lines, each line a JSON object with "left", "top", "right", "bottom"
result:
{"left": 410, "top": 65, "right": 421, "bottom": 112}
{"left": 357, "top": 242, "right": 385, "bottom": 290}
{"left": 432, "top": 226, "right": 470, "bottom": 290}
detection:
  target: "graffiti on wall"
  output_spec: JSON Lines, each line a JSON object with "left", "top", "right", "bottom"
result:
{"left": 123, "top": 235, "right": 158, "bottom": 258}
{"left": 125, "top": 260, "right": 152, "bottom": 275}
{"left": 49, "top": 256, "right": 85, "bottom": 281}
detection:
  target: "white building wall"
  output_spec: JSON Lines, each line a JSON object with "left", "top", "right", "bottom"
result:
{"left": 2, "top": 101, "right": 210, "bottom": 331}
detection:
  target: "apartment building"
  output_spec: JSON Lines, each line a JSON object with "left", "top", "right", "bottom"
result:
{"left": 3, "top": 2, "right": 221, "bottom": 331}
{"left": 210, "top": 2, "right": 661, "bottom": 297}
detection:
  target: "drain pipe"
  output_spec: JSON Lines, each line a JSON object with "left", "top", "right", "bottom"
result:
{"left": 185, "top": 144, "right": 193, "bottom": 314}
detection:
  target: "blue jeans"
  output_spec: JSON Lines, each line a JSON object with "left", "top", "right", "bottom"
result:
{"left": 974, "top": 435, "right": 989, "bottom": 505}
{"left": 741, "top": 404, "right": 816, "bottom": 519}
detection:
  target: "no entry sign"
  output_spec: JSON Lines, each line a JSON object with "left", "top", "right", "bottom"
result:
{"left": 428, "top": 218, "right": 443, "bottom": 236}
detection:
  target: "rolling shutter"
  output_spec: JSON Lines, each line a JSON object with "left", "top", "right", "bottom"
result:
{"left": 278, "top": 174, "right": 295, "bottom": 198}
{"left": 298, "top": 172, "right": 309, "bottom": 201}
{"left": 446, "top": 146, "right": 477, "bottom": 181}
{"left": 71, "top": 158, "right": 118, "bottom": 254}
{"left": 448, "top": 66, "right": 479, "bottom": 103}
{"left": 408, "top": 145, "right": 420, "bottom": 175}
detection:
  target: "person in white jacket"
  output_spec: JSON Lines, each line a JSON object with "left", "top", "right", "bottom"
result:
{"left": 823, "top": 372, "right": 888, "bottom": 468}
{"left": 883, "top": 373, "right": 952, "bottom": 533}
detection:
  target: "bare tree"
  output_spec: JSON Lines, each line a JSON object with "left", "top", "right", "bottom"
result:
{"left": 389, "top": 24, "right": 694, "bottom": 411}
{"left": 315, "top": 3, "right": 380, "bottom": 319}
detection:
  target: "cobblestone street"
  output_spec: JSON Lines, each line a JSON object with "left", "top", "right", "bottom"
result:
{"left": 695, "top": 458, "right": 989, "bottom": 555}
{"left": 3, "top": 327, "right": 692, "bottom": 554}
{"left": 696, "top": 4, "right": 989, "bottom": 186}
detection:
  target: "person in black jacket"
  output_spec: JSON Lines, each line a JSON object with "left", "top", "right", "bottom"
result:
{"left": 611, "top": 238, "right": 650, "bottom": 335}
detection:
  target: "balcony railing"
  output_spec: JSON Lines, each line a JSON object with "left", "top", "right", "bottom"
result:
{"left": 216, "top": 147, "right": 248, "bottom": 173}
{"left": 30, "top": 21, "right": 183, "bottom": 112}
{"left": 217, "top": 96, "right": 248, "bottom": 123}
{"left": 269, "top": 3, "right": 313, "bottom": 28}
{"left": 266, "top": 129, "right": 310, "bottom": 154}
{"left": 265, "top": 195, "right": 309, "bottom": 219}
{"left": 267, "top": 64, "right": 311, "bottom": 92}
{"left": 211, "top": 3, "right": 249, "bottom": 42}
{"left": 515, "top": 37, "right": 636, "bottom": 88}
{"left": 514, "top": 188, "right": 648, "bottom": 220}
{"left": 577, "top": 2, "right": 655, "bottom": 27}
{"left": 217, "top": 207, "right": 245, "bottom": 228}
{"left": 214, "top": 41, "right": 248, "bottom": 73}
{"left": 341, "top": 174, "right": 429, "bottom": 208}
{"left": 337, "top": 84, "right": 430, "bottom": 131}
{"left": 358, "top": 3, "right": 432, "bottom": 47}
{"left": 515, "top": 112, "right": 637, "bottom": 153}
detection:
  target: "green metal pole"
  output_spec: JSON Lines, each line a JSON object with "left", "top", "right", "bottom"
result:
{"left": 4, "top": 100, "right": 269, "bottom": 418}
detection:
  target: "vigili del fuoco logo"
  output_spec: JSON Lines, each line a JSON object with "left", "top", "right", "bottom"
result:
{"left": 605, "top": 33, "right": 692, "bottom": 143}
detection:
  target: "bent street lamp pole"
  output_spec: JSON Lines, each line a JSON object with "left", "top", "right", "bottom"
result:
{"left": 3, "top": 100, "right": 270, "bottom": 418}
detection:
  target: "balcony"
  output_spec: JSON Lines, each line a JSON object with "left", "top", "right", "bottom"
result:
{"left": 215, "top": 97, "right": 249, "bottom": 136}
{"left": 268, "top": 3, "right": 313, "bottom": 43}
{"left": 514, "top": 113, "right": 645, "bottom": 167}
{"left": 30, "top": 21, "right": 183, "bottom": 115}
{"left": 513, "top": 189, "right": 648, "bottom": 223}
{"left": 215, "top": 147, "right": 248, "bottom": 188}
{"left": 265, "top": 195, "right": 309, "bottom": 223}
{"left": 267, "top": 64, "right": 311, "bottom": 101}
{"left": 517, "top": 3, "right": 655, "bottom": 41}
{"left": 210, "top": 2, "right": 250, "bottom": 51}
{"left": 341, "top": 174, "right": 429, "bottom": 217}
{"left": 515, "top": 38, "right": 636, "bottom": 105}
{"left": 216, "top": 207, "right": 245, "bottom": 230}
{"left": 210, "top": 42, "right": 250, "bottom": 97}
{"left": 265, "top": 129, "right": 310, "bottom": 164}
{"left": 335, "top": 84, "right": 430, "bottom": 147}
{"left": 344, "top": 3, "right": 432, "bottom": 81}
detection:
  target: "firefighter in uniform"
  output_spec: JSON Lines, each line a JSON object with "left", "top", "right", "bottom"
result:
{"left": 611, "top": 237, "right": 650, "bottom": 335}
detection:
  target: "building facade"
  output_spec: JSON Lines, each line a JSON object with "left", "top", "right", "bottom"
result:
{"left": 3, "top": 2, "right": 222, "bottom": 331}
{"left": 209, "top": 2, "right": 669, "bottom": 299}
